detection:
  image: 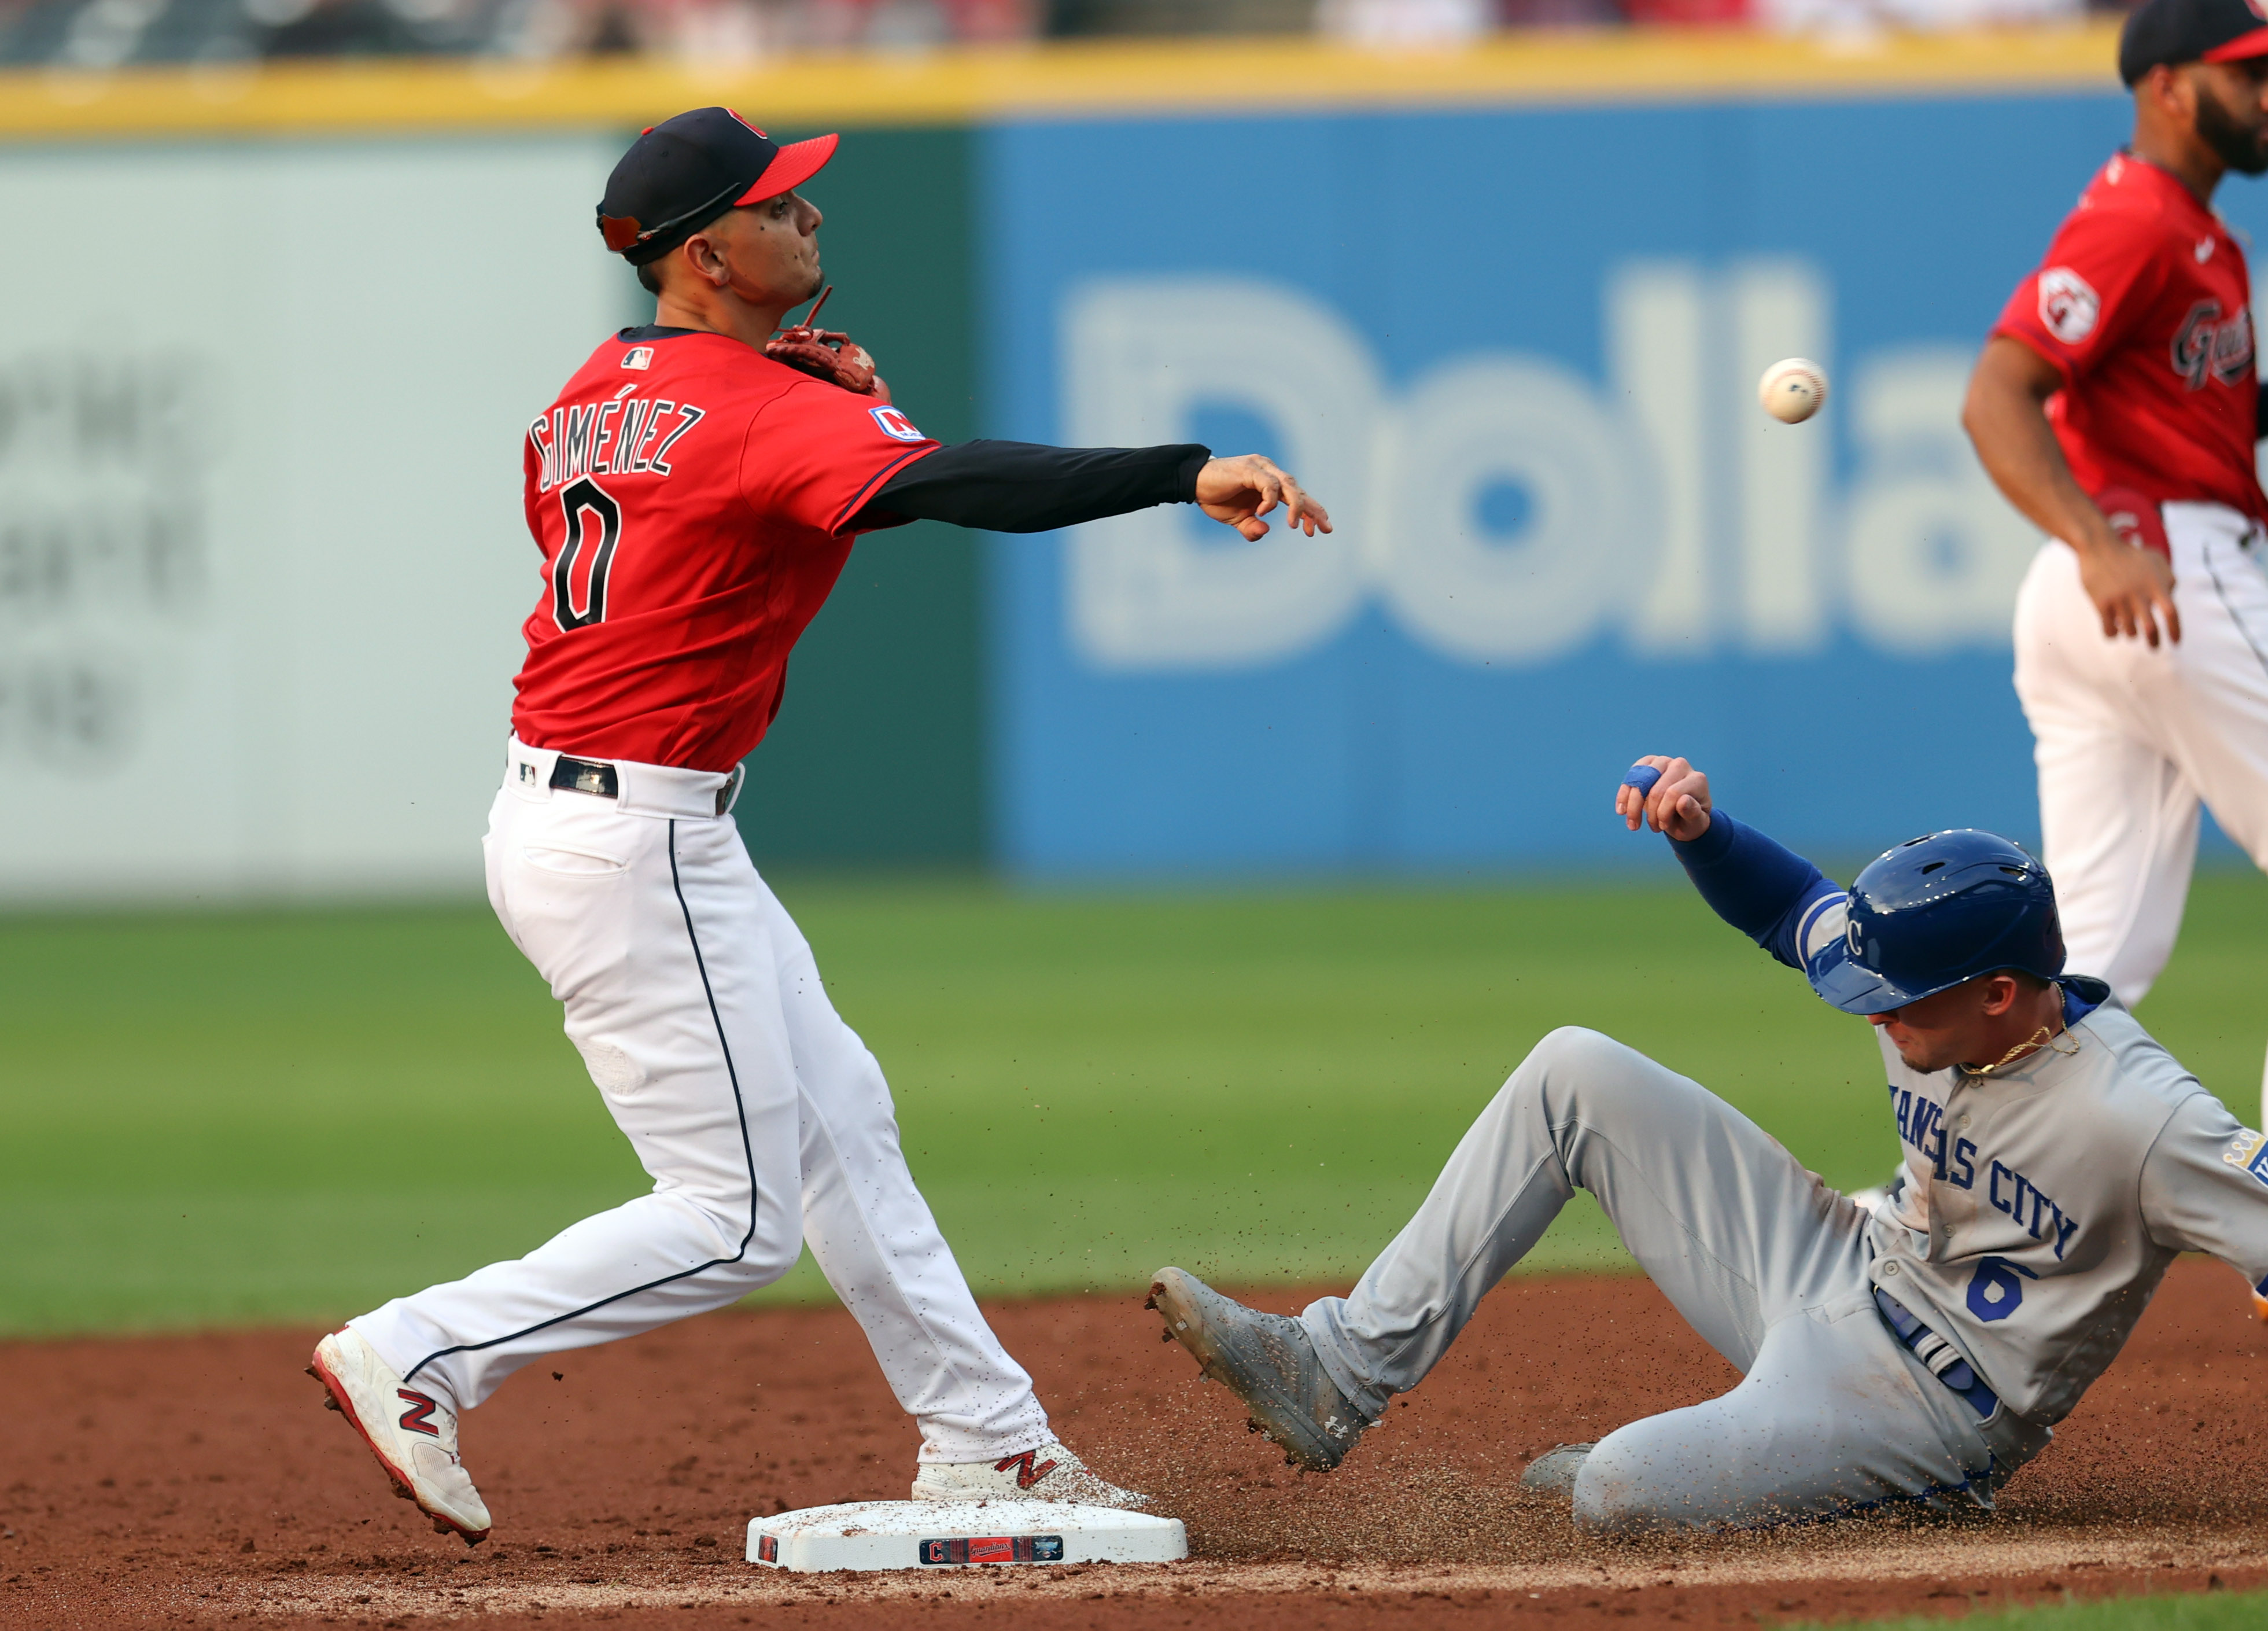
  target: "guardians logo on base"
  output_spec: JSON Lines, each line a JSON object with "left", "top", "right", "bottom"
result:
{"left": 920, "top": 1534, "right": 1065, "bottom": 1565}
{"left": 2223, "top": 1129, "right": 2268, "bottom": 1187}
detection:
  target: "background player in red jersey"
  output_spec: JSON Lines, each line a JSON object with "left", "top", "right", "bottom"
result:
{"left": 1963, "top": 0, "right": 2268, "bottom": 1169}
{"left": 305, "top": 107, "right": 1330, "bottom": 1542}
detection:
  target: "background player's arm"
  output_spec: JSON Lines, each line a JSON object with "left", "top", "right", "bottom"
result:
{"left": 1962, "top": 335, "right": 2182, "bottom": 647}
{"left": 857, "top": 441, "right": 1329, "bottom": 539}
{"left": 1615, "top": 755, "right": 1845, "bottom": 971}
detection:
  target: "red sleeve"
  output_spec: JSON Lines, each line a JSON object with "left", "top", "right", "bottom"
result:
{"left": 739, "top": 376, "right": 942, "bottom": 536}
{"left": 1992, "top": 199, "right": 2167, "bottom": 386}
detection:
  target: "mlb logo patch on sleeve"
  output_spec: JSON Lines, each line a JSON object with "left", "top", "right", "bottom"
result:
{"left": 2223, "top": 1129, "right": 2268, "bottom": 1187}
{"left": 622, "top": 347, "right": 654, "bottom": 370}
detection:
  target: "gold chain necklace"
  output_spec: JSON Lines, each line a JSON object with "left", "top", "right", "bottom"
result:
{"left": 1963, "top": 986, "right": 2083, "bottom": 1077}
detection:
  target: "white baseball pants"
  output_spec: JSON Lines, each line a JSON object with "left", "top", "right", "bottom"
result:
{"left": 2012, "top": 503, "right": 2268, "bottom": 1122}
{"left": 350, "top": 739, "right": 1051, "bottom": 1463}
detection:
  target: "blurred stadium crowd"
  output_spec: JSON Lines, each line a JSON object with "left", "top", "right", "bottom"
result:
{"left": 0, "top": 0, "right": 2131, "bottom": 72}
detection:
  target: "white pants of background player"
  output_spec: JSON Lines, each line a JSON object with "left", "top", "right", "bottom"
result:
{"left": 1299, "top": 1028, "right": 2050, "bottom": 1529}
{"left": 2013, "top": 502, "right": 2268, "bottom": 1124}
{"left": 350, "top": 739, "right": 1050, "bottom": 1463}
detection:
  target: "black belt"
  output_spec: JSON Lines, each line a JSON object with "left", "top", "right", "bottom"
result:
{"left": 550, "top": 756, "right": 619, "bottom": 798}
{"left": 549, "top": 754, "right": 742, "bottom": 817}
{"left": 1875, "top": 1287, "right": 2000, "bottom": 1419}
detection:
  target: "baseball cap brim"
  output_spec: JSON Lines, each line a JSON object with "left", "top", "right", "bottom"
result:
{"left": 2205, "top": 25, "right": 2268, "bottom": 60}
{"left": 1806, "top": 944, "right": 1959, "bottom": 1017}
{"left": 735, "top": 133, "right": 839, "bottom": 205}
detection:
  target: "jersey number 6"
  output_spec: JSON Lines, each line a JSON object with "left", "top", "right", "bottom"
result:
{"left": 554, "top": 477, "right": 623, "bottom": 631}
{"left": 1966, "top": 1255, "right": 2038, "bottom": 1324}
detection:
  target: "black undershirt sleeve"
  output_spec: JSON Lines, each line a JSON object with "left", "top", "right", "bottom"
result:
{"left": 854, "top": 440, "right": 1210, "bottom": 534}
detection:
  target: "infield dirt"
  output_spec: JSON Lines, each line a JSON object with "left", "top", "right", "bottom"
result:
{"left": 6, "top": 1258, "right": 2266, "bottom": 1630}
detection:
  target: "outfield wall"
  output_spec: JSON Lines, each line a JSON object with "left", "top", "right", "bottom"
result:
{"left": 985, "top": 93, "right": 2152, "bottom": 874}
{"left": 0, "top": 136, "right": 619, "bottom": 900}
{"left": 4, "top": 28, "right": 2222, "bottom": 897}
{"left": 0, "top": 120, "right": 985, "bottom": 897}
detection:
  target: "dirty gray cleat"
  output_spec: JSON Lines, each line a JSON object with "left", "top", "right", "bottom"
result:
{"left": 1521, "top": 1442, "right": 1595, "bottom": 1494}
{"left": 1147, "top": 1266, "right": 1369, "bottom": 1471}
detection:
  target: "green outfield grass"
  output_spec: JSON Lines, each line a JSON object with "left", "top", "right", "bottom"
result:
{"left": 1817, "top": 1584, "right": 2268, "bottom": 1630}
{"left": 1, "top": 871, "right": 2260, "bottom": 1336}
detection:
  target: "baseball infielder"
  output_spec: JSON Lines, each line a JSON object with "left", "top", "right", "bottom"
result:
{"left": 1150, "top": 755, "right": 2268, "bottom": 1529}
{"left": 1963, "top": 0, "right": 2268, "bottom": 1140}
{"left": 305, "top": 107, "right": 1330, "bottom": 1544}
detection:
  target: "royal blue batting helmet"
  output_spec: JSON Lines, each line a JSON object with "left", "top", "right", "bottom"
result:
{"left": 1809, "top": 830, "right": 2065, "bottom": 1015}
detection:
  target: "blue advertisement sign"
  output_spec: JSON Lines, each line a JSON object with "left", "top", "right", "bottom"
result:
{"left": 982, "top": 93, "right": 2247, "bottom": 876}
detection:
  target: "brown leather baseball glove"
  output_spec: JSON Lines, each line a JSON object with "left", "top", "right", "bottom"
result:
{"left": 764, "top": 287, "right": 889, "bottom": 401}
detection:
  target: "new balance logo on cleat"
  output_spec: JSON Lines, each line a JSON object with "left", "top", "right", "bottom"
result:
{"left": 993, "top": 1449, "right": 1059, "bottom": 1489}
{"left": 909, "top": 1437, "right": 1148, "bottom": 1507}
{"left": 310, "top": 1330, "right": 492, "bottom": 1544}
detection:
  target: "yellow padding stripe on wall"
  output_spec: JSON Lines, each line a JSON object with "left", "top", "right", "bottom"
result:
{"left": 0, "top": 24, "right": 2122, "bottom": 141}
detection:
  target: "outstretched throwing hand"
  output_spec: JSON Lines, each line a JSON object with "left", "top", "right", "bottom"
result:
{"left": 1616, "top": 754, "right": 1713, "bottom": 842}
{"left": 1196, "top": 454, "right": 1331, "bottom": 540}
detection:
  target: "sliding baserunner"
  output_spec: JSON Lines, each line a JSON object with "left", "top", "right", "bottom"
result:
{"left": 1149, "top": 754, "right": 2268, "bottom": 1529}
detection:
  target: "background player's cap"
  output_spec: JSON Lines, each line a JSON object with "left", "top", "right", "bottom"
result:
{"left": 2119, "top": 0, "right": 2268, "bottom": 87}
{"left": 597, "top": 108, "right": 839, "bottom": 266}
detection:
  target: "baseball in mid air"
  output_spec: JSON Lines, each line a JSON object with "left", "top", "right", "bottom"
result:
{"left": 1757, "top": 358, "right": 1828, "bottom": 424}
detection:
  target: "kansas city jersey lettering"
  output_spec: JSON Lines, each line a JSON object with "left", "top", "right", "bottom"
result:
{"left": 1890, "top": 1084, "right": 1977, "bottom": 1189}
{"left": 1987, "top": 1158, "right": 2081, "bottom": 1258}
{"left": 529, "top": 396, "right": 706, "bottom": 491}
{"left": 1887, "top": 1084, "right": 2081, "bottom": 1260}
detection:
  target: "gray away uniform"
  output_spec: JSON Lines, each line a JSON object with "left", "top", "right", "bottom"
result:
{"left": 1298, "top": 892, "right": 2268, "bottom": 1530}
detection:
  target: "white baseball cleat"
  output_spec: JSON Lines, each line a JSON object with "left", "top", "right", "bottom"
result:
{"left": 307, "top": 1328, "right": 493, "bottom": 1545}
{"left": 910, "top": 1441, "right": 1150, "bottom": 1509}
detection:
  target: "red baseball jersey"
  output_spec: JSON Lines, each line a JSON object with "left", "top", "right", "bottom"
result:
{"left": 511, "top": 328, "right": 937, "bottom": 772}
{"left": 1993, "top": 152, "right": 2265, "bottom": 522}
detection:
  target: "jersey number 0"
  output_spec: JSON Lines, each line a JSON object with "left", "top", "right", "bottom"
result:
{"left": 554, "top": 477, "right": 622, "bottom": 631}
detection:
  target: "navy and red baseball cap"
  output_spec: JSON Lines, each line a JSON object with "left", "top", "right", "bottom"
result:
{"left": 2120, "top": 0, "right": 2268, "bottom": 86}
{"left": 598, "top": 107, "right": 838, "bottom": 265}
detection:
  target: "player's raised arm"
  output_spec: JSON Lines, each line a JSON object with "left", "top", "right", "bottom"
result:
{"left": 849, "top": 441, "right": 1330, "bottom": 538}
{"left": 1615, "top": 756, "right": 1843, "bottom": 974}
{"left": 1616, "top": 754, "right": 1713, "bottom": 840}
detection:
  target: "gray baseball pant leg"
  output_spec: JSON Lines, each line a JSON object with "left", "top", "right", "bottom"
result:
{"left": 1300, "top": 1026, "right": 2012, "bottom": 1530}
